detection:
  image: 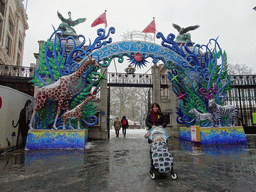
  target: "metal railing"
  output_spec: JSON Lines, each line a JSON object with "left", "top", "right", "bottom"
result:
{"left": 231, "top": 75, "right": 256, "bottom": 86}
{"left": 0, "top": 64, "right": 35, "bottom": 77}
{"left": 225, "top": 75, "right": 256, "bottom": 131}
{"left": 107, "top": 72, "right": 152, "bottom": 87}
{"left": 159, "top": 74, "right": 256, "bottom": 86}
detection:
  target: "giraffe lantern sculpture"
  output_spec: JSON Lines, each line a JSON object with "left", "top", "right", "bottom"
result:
{"left": 62, "top": 92, "right": 99, "bottom": 130}
{"left": 29, "top": 56, "right": 100, "bottom": 130}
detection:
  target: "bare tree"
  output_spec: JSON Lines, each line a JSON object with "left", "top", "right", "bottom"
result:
{"left": 110, "top": 87, "right": 130, "bottom": 118}
{"left": 228, "top": 64, "right": 254, "bottom": 75}
{"left": 110, "top": 87, "right": 150, "bottom": 126}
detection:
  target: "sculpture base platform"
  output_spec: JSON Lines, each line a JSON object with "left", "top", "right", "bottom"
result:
{"left": 179, "top": 126, "right": 247, "bottom": 145}
{"left": 26, "top": 129, "right": 88, "bottom": 149}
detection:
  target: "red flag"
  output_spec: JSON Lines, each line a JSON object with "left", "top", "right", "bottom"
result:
{"left": 142, "top": 19, "right": 156, "bottom": 33}
{"left": 91, "top": 12, "right": 107, "bottom": 27}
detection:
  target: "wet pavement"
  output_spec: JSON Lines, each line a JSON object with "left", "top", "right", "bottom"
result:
{"left": 1, "top": 129, "right": 256, "bottom": 192}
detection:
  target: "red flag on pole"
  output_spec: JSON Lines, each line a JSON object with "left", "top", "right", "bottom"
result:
{"left": 91, "top": 11, "right": 107, "bottom": 27}
{"left": 142, "top": 19, "right": 156, "bottom": 33}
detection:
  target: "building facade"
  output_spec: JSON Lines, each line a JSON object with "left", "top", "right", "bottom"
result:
{"left": 0, "top": 0, "right": 28, "bottom": 67}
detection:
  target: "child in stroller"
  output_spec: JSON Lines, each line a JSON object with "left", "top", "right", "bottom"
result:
{"left": 148, "top": 126, "right": 178, "bottom": 180}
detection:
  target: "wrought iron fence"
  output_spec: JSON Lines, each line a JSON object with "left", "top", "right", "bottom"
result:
{"left": 108, "top": 72, "right": 152, "bottom": 87}
{"left": 0, "top": 64, "right": 35, "bottom": 77}
{"left": 224, "top": 75, "right": 256, "bottom": 131}
{"left": 231, "top": 75, "right": 256, "bottom": 86}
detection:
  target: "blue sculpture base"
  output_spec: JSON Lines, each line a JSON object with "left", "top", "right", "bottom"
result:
{"left": 26, "top": 129, "right": 88, "bottom": 149}
{"left": 179, "top": 126, "right": 247, "bottom": 145}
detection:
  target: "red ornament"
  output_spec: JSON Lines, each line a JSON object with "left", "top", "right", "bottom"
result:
{"left": 0, "top": 97, "right": 2, "bottom": 109}
{"left": 134, "top": 53, "right": 143, "bottom": 61}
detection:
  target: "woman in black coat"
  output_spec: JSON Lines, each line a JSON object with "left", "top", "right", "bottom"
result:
{"left": 146, "top": 103, "right": 167, "bottom": 130}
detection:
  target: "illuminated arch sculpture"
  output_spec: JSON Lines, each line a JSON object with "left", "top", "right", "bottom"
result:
{"left": 29, "top": 26, "right": 233, "bottom": 130}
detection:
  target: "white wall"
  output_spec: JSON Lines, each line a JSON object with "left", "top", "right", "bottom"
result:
{"left": 0, "top": 86, "right": 35, "bottom": 150}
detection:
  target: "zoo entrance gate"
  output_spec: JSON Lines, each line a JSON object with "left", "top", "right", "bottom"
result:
{"left": 1, "top": 66, "right": 256, "bottom": 134}
{"left": 107, "top": 72, "right": 256, "bottom": 134}
{"left": 106, "top": 72, "right": 153, "bottom": 138}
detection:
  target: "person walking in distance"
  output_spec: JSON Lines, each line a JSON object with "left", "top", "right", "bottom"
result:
{"left": 121, "top": 116, "right": 129, "bottom": 137}
{"left": 114, "top": 117, "right": 121, "bottom": 137}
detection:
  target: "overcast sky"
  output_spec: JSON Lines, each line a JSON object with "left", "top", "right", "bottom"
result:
{"left": 23, "top": 0, "right": 256, "bottom": 73}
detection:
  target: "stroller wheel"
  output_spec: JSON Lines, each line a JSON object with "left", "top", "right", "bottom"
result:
{"left": 150, "top": 170, "right": 157, "bottom": 180}
{"left": 170, "top": 172, "right": 178, "bottom": 180}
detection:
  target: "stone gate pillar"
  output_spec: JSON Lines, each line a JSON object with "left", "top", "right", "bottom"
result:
{"left": 151, "top": 65, "right": 161, "bottom": 104}
{"left": 99, "top": 67, "right": 108, "bottom": 139}
{"left": 151, "top": 64, "right": 179, "bottom": 138}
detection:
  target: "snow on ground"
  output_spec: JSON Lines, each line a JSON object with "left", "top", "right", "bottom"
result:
{"left": 110, "top": 128, "right": 147, "bottom": 139}
{"left": 86, "top": 129, "right": 147, "bottom": 148}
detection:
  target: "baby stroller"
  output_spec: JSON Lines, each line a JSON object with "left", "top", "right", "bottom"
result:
{"left": 148, "top": 127, "right": 178, "bottom": 180}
